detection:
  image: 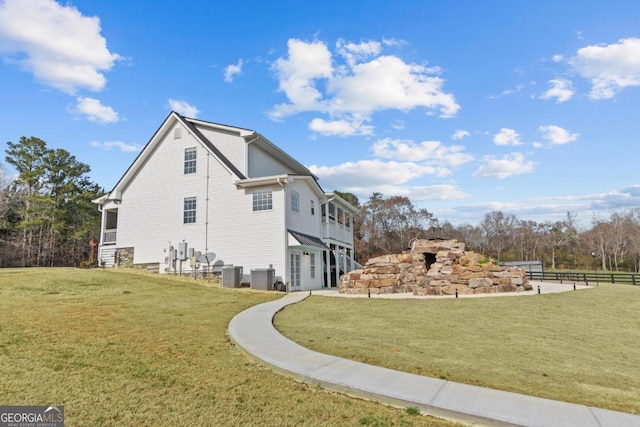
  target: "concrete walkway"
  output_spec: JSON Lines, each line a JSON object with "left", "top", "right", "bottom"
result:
{"left": 228, "top": 287, "right": 640, "bottom": 426}
{"left": 311, "top": 281, "right": 591, "bottom": 299}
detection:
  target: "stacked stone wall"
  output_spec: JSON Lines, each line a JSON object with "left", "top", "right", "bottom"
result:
{"left": 339, "top": 239, "right": 531, "bottom": 296}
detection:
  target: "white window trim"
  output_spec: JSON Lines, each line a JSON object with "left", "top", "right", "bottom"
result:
{"left": 183, "top": 196, "right": 197, "bottom": 224}
{"left": 184, "top": 147, "right": 197, "bottom": 174}
{"left": 291, "top": 190, "right": 300, "bottom": 213}
{"left": 253, "top": 189, "right": 273, "bottom": 212}
{"left": 310, "top": 253, "right": 316, "bottom": 279}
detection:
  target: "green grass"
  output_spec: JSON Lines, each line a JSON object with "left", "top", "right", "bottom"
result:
{"left": 275, "top": 284, "right": 640, "bottom": 415}
{"left": 0, "top": 268, "right": 457, "bottom": 426}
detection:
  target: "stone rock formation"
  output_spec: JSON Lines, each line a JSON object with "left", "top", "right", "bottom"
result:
{"left": 339, "top": 239, "right": 531, "bottom": 296}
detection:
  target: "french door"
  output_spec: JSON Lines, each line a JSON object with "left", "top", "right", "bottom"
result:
{"left": 290, "top": 252, "right": 301, "bottom": 289}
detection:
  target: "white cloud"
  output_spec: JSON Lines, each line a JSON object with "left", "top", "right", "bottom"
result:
{"left": 540, "top": 78, "right": 574, "bottom": 103}
{"left": 168, "top": 99, "right": 200, "bottom": 117}
{"left": 270, "top": 38, "right": 459, "bottom": 136}
{"left": 391, "top": 120, "right": 405, "bottom": 130}
{"left": 309, "top": 159, "right": 435, "bottom": 188}
{"left": 501, "top": 83, "right": 524, "bottom": 96}
{"left": 336, "top": 39, "right": 381, "bottom": 66}
{"left": 327, "top": 55, "right": 458, "bottom": 117}
{"left": 224, "top": 59, "right": 243, "bottom": 83}
{"left": 571, "top": 37, "right": 640, "bottom": 99}
{"left": 309, "top": 118, "right": 374, "bottom": 136}
{"left": 71, "top": 97, "right": 118, "bottom": 123}
{"left": 270, "top": 39, "right": 333, "bottom": 119}
{"left": 0, "top": 0, "right": 121, "bottom": 94}
{"left": 538, "top": 125, "right": 578, "bottom": 145}
{"left": 473, "top": 153, "right": 535, "bottom": 179}
{"left": 449, "top": 185, "right": 640, "bottom": 226}
{"left": 452, "top": 129, "right": 470, "bottom": 140}
{"left": 372, "top": 138, "right": 473, "bottom": 167}
{"left": 382, "top": 38, "right": 408, "bottom": 48}
{"left": 596, "top": 185, "right": 640, "bottom": 208}
{"left": 309, "top": 159, "right": 467, "bottom": 201}
{"left": 358, "top": 184, "right": 469, "bottom": 202}
{"left": 493, "top": 128, "right": 522, "bottom": 146}
{"left": 552, "top": 54, "right": 564, "bottom": 63}
{"left": 90, "top": 140, "right": 140, "bottom": 153}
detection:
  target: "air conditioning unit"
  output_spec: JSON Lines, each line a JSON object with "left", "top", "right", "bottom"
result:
{"left": 222, "top": 265, "right": 243, "bottom": 288}
{"left": 251, "top": 268, "right": 275, "bottom": 291}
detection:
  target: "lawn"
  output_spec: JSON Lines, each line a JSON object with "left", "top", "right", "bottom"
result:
{"left": 0, "top": 268, "right": 456, "bottom": 426}
{"left": 275, "top": 284, "right": 640, "bottom": 415}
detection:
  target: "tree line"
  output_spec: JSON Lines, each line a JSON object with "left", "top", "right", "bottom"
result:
{"left": 348, "top": 192, "right": 640, "bottom": 273}
{"left": 0, "top": 137, "right": 102, "bottom": 267}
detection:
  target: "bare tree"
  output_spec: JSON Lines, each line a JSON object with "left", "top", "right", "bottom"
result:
{"left": 480, "top": 211, "right": 517, "bottom": 260}
{"left": 543, "top": 212, "right": 577, "bottom": 269}
{"left": 355, "top": 193, "right": 438, "bottom": 259}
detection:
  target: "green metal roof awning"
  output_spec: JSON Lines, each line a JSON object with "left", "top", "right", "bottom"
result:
{"left": 288, "top": 229, "right": 329, "bottom": 250}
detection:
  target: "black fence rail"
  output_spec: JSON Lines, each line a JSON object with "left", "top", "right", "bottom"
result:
{"left": 526, "top": 271, "right": 640, "bottom": 286}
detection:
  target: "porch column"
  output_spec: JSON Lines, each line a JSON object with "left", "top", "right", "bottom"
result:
{"left": 99, "top": 206, "right": 107, "bottom": 246}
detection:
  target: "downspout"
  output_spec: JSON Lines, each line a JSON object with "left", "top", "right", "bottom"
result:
{"left": 278, "top": 176, "right": 289, "bottom": 290}
{"left": 244, "top": 133, "right": 260, "bottom": 174}
{"left": 205, "top": 152, "right": 210, "bottom": 252}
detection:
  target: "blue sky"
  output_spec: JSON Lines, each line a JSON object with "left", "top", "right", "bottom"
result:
{"left": 1, "top": 0, "right": 639, "bottom": 227}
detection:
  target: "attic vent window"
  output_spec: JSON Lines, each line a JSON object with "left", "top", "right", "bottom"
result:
{"left": 174, "top": 127, "right": 182, "bottom": 139}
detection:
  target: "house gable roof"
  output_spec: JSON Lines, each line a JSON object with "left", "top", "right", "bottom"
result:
{"left": 95, "top": 112, "right": 250, "bottom": 203}
{"left": 94, "top": 112, "right": 321, "bottom": 204}
{"left": 176, "top": 115, "right": 246, "bottom": 180}
{"left": 247, "top": 133, "right": 318, "bottom": 179}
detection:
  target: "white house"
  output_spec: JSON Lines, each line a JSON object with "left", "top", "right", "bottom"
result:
{"left": 93, "top": 112, "right": 358, "bottom": 291}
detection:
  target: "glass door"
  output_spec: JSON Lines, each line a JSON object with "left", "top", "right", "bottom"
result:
{"left": 290, "top": 252, "right": 301, "bottom": 289}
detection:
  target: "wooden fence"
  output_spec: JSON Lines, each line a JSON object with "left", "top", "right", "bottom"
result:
{"left": 526, "top": 271, "right": 640, "bottom": 286}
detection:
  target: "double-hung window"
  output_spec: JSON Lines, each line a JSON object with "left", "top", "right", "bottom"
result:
{"left": 183, "top": 197, "right": 196, "bottom": 223}
{"left": 310, "top": 253, "right": 316, "bottom": 279}
{"left": 291, "top": 191, "right": 300, "bottom": 213}
{"left": 184, "top": 147, "right": 197, "bottom": 174}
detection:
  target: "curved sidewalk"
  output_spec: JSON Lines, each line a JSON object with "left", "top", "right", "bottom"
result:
{"left": 228, "top": 292, "right": 640, "bottom": 426}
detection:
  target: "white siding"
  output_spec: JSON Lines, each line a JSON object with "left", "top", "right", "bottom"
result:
{"left": 195, "top": 126, "right": 248, "bottom": 176}
{"left": 286, "top": 178, "right": 321, "bottom": 237}
{"left": 285, "top": 178, "right": 324, "bottom": 290}
{"left": 114, "top": 122, "right": 288, "bottom": 282}
{"left": 248, "top": 143, "right": 297, "bottom": 178}
{"left": 97, "top": 114, "right": 355, "bottom": 291}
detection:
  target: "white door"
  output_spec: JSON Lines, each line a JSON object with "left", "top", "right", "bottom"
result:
{"left": 290, "top": 252, "right": 301, "bottom": 289}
